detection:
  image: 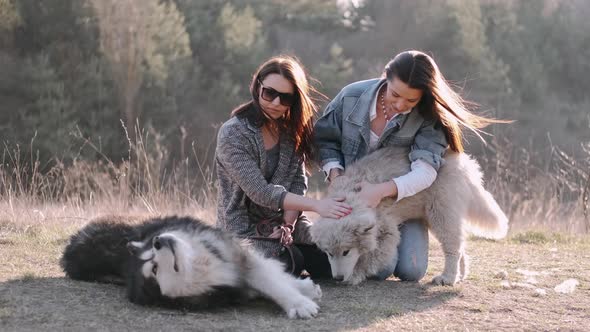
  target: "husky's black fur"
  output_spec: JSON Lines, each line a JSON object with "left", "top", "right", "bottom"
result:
{"left": 61, "top": 216, "right": 249, "bottom": 310}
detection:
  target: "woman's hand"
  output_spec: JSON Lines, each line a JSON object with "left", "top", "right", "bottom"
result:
{"left": 313, "top": 197, "right": 352, "bottom": 219}
{"left": 356, "top": 181, "right": 397, "bottom": 208}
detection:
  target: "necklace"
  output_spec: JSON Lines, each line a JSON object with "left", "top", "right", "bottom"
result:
{"left": 380, "top": 85, "right": 391, "bottom": 121}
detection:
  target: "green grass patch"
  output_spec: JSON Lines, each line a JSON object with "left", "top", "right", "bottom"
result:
{"left": 509, "top": 231, "right": 574, "bottom": 244}
{"left": 8, "top": 224, "right": 72, "bottom": 247}
{"left": 0, "top": 307, "right": 11, "bottom": 319}
{"left": 21, "top": 272, "right": 38, "bottom": 281}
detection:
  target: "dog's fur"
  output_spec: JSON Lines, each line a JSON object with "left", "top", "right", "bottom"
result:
{"left": 61, "top": 215, "right": 322, "bottom": 319}
{"left": 310, "top": 148, "right": 509, "bottom": 285}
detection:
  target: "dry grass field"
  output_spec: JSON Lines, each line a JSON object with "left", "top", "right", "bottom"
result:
{"left": 1, "top": 203, "right": 589, "bottom": 332}
{"left": 1, "top": 138, "right": 589, "bottom": 331}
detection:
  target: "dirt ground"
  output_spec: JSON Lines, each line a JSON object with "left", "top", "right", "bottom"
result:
{"left": 1, "top": 220, "right": 589, "bottom": 332}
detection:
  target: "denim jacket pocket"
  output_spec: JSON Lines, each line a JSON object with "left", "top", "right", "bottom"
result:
{"left": 383, "top": 135, "right": 414, "bottom": 147}
{"left": 341, "top": 137, "right": 360, "bottom": 156}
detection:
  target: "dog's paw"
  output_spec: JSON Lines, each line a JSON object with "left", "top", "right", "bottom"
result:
{"left": 286, "top": 297, "right": 319, "bottom": 319}
{"left": 286, "top": 298, "right": 319, "bottom": 319}
{"left": 431, "top": 274, "right": 458, "bottom": 286}
{"left": 296, "top": 278, "right": 322, "bottom": 300}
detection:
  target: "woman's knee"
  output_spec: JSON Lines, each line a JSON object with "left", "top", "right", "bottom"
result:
{"left": 394, "top": 256, "right": 427, "bottom": 281}
{"left": 394, "top": 219, "right": 429, "bottom": 281}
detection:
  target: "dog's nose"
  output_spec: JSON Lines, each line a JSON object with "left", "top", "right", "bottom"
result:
{"left": 153, "top": 236, "right": 162, "bottom": 250}
{"left": 333, "top": 275, "right": 344, "bottom": 282}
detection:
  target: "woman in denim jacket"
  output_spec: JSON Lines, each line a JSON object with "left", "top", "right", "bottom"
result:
{"left": 216, "top": 56, "right": 352, "bottom": 277}
{"left": 314, "top": 50, "right": 504, "bottom": 281}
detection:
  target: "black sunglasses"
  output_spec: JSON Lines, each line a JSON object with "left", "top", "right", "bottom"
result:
{"left": 258, "top": 80, "right": 296, "bottom": 107}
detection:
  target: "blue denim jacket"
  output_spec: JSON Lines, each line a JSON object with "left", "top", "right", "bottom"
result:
{"left": 314, "top": 78, "right": 448, "bottom": 170}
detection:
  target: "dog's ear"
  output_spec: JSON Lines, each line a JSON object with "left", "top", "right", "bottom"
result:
{"left": 127, "top": 241, "right": 143, "bottom": 256}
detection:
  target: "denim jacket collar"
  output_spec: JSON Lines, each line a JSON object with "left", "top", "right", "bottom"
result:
{"left": 344, "top": 78, "right": 385, "bottom": 147}
{"left": 345, "top": 78, "right": 384, "bottom": 125}
{"left": 344, "top": 78, "right": 416, "bottom": 148}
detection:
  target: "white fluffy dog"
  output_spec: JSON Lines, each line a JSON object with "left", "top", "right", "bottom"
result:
{"left": 310, "top": 148, "right": 508, "bottom": 286}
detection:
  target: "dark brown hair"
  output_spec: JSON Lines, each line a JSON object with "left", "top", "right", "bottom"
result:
{"left": 384, "top": 50, "right": 510, "bottom": 152}
{"left": 232, "top": 55, "right": 321, "bottom": 163}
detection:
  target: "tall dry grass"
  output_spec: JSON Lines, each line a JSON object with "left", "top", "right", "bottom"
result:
{"left": 0, "top": 125, "right": 217, "bottom": 229}
{"left": 1, "top": 127, "right": 589, "bottom": 234}
{"left": 480, "top": 136, "right": 590, "bottom": 234}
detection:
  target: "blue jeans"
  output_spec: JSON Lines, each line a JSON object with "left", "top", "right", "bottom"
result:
{"left": 373, "top": 219, "right": 429, "bottom": 281}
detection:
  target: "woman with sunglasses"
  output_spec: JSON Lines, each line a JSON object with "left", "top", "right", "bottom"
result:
{"left": 314, "top": 50, "right": 507, "bottom": 282}
{"left": 215, "top": 55, "right": 351, "bottom": 277}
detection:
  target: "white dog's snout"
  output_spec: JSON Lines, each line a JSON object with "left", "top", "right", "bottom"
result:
{"left": 326, "top": 248, "right": 360, "bottom": 283}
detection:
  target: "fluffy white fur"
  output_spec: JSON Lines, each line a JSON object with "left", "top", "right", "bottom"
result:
{"left": 310, "top": 147, "right": 509, "bottom": 286}
{"left": 130, "top": 229, "right": 322, "bottom": 319}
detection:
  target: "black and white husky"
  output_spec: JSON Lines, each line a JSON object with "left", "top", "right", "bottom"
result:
{"left": 61, "top": 216, "right": 322, "bottom": 319}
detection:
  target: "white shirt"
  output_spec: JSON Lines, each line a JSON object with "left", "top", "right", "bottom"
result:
{"left": 323, "top": 82, "right": 437, "bottom": 202}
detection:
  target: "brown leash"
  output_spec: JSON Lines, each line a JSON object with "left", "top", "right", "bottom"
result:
{"left": 251, "top": 219, "right": 297, "bottom": 274}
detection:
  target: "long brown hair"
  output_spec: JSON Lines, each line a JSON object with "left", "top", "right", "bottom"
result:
{"left": 232, "top": 55, "right": 321, "bottom": 163}
{"left": 384, "top": 50, "right": 510, "bottom": 152}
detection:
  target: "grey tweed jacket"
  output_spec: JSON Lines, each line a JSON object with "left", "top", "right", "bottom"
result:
{"left": 215, "top": 114, "right": 311, "bottom": 253}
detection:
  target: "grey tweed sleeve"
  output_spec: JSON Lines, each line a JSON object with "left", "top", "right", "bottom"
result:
{"left": 289, "top": 162, "right": 307, "bottom": 196}
{"left": 217, "top": 127, "right": 287, "bottom": 211}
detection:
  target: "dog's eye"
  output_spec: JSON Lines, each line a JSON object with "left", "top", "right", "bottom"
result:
{"left": 343, "top": 250, "right": 350, "bottom": 256}
{"left": 152, "top": 263, "right": 158, "bottom": 275}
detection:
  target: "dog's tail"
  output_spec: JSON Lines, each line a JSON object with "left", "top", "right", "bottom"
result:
{"left": 61, "top": 216, "right": 138, "bottom": 284}
{"left": 446, "top": 153, "right": 508, "bottom": 240}
{"left": 466, "top": 182, "right": 509, "bottom": 240}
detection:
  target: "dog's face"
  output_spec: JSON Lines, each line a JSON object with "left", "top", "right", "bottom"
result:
{"left": 310, "top": 208, "right": 378, "bottom": 283}
{"left": 326, "top": 247, "right": 361, "bottom": 281}
{"left": 126, "top": 232, "right": 194, "bottom": 303}
{"left": 127, "top": 231, "right": 241, "bottom": 304}
{"left": 126, "top": 230, "right": 235, "bottom": 304}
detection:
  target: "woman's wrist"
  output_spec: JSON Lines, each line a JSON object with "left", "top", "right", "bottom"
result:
{"left": 283, "top": 209, "right": 299, "bottom": 225}
{"left": 315, "top": 199, "right": 323, "bottom": 213}
{"left": 379, "top": 181, "right": 398, "bottom": 199}
{"left": 309, "top": 198, "right": 321, "bottom": 214}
